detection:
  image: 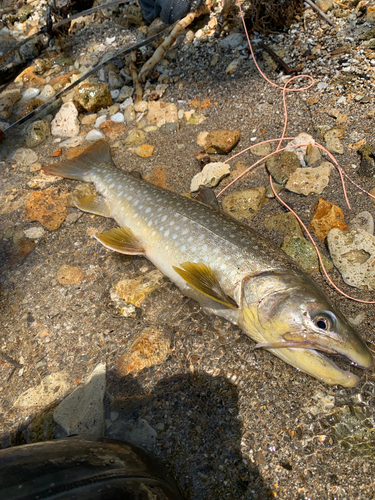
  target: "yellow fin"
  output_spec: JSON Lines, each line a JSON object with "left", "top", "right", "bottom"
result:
{"left": 95, "top": 227, "right": 145, "bottom": 255}
{"left": 173, "top": 262, "right": 238, "bottom": 309}
{"left": 74, "top": 195, "right": 111, "bottom": 217}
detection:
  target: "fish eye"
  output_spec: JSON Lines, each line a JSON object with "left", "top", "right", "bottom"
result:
{"left": 313, "top": 312, "right": 335, "bottom": 331}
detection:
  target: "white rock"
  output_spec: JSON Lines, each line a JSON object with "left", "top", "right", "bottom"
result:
{"left": 14, "top": 371, "right": 73, "bottom": 408}
{"left": 110, "top": 89, "right": 120, "bottom": 99}
{"left": 190, "top": 162, "right": 230, "bottom": 192}
{"left": 110, "top": 112, "right": 124, "bottom": 123}
{"left": 86, "top": 129, "right": 105, "bottom": 141}
{"left": 285, "top": 164, "right": 332, "bottom": 196}
{"left": 106, "top": 36, "right": 116, "bottom": 44}
{"left": 28, "top": 171, "right": 61, "bottom": 189}
{"left": 119, "top": 97, "right": 134, "bottom": 111}
{"left": 24, "top": 227, "right": 45, "bottom": 239}
{"left": 226, "top": 59, "right": 240, "bottom": 75}
{"left": 317, "top": 82, "right": 328, "bottom": 90}
{"left": 51, "top": 102, "right": 80, "bottom": 138}
{"left": 349, "top": 211, "right": 374, "bottom": 235}
{"left": 286, "top": 133, "right": 315, "bottom": 165}
{"left": 60, "top": 136, "right": 84, "bottom": 148}
{"left": 53, "top": 362, "right": 106, "bottom": 438}
{"left": 22, "top": 88, "right": 40, "bottom": 101}
{"left": 95, "top": 115, "right": 107, "bottom": 128}
{"left": 327, "top": 228, "right": 375, "bottom": 290}
{"left": 134, "top": 100, "right": 148, "bottom": 112}
{"left": 39, "top": 84, "right": 56, "bottom": 102}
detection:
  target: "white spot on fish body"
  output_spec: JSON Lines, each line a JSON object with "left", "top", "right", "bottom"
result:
{"left": 181, "top": 245, "right": 186, "bottom": 252}
{"left": 164, "top": 230, "right": 170, "bottom": 237}
{"left": 188, "top": 237, "right": 193, "bottom": 243}
{"left": 145, "top": 208, "right": 151, "bottom": 213}
{"left": 161, "top": 215, "right": 167, "bottom": 222}
{"left": 172, "top": 234, "right": 177, "bottom": 240}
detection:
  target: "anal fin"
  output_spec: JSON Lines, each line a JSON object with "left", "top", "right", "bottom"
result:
{"left": 173, "top": 262, "right": 237, "bottom": 309}
{"left": 95, "top": 226, "right": 145, "bottom": 255}
{"left": 75, "top": 195, "right": 111, "bottom": 217}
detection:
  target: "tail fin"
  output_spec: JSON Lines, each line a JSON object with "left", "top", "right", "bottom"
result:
{"left": 43, "top": 140, "right": 112, "bottom": 181}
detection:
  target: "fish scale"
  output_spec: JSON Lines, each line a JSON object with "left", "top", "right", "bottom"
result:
{"left": 43, "top": 140, "right": 373, "bottom": 387}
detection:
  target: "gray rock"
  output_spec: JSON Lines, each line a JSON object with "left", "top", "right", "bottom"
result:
{"left": 327, "top": 228, "right": 375, "bottom": 290}
{"left": 117, "top": 85, "right": 134, "bottom": 102}
{"left": 349, "top": 211, "right": 374, "bottom": 235}
{"left": 282, "top": 236, "right": 333, "bottom": 274}
{"left": 108, "top": 70, "right": 123, "bottom": 89}
{"left": 108, "top": 417, "right": 157, "bottom": 449}
{"left": 86, "top": 129, "right": 105, "bottom": 141}
{"left": 219, "top": 33, "right": 245, "bottom": 50}
{"left": 53, "top": 362, "right": 106, "bottom": 438}
{"left": 14, "top": 371, "right": 73, "bottom": 409}
{"left": 266, "top": 151, "right": 301, "bottom": 184}
{"left": 24, "top": 227, "right": 45, "bottom": 239}
{"left": 325, "top": 137, "right": 344, "bottom": 154}
{"left": 7, "top": 147, "right": 38, "bottom": 167}
{"left": 222, "top": 187, "right": 266, "bottom": 221}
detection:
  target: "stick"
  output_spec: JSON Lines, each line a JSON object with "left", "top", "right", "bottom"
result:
{"left": 304, "top": 0, "right": 334, "bottom": 26}
{"left": 259, "top": 41, "right": 298, "bottom": 75}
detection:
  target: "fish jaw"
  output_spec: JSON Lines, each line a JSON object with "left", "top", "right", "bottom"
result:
{"left": 240, "top": 271, "right": 373, "bottom": 387}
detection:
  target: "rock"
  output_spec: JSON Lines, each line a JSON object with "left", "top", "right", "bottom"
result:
{"left": 14, "top": 371, "right": 73, "bottom": 409}
{"left": 95, "top": 115, "right": 107, "bottom": 128}
{"left": 124, "top": 129, "right": 146, "bottom": 147}
{"left": 204, "top": 129, "right": 240, "bottom": 154}
{"left": 327, "top": 228, "right": 375, "bottom": 290}
{"left": 309, "top": 197, "right": 348, "bottom": 242}
{"left": 111, "top": 270, "right": 164, "bottom": 315}
{"left": 8, "top": 237, "right": 36, "bottom": 265}
{"left": 74, "top": 83, "right": 112, "bottom": 112}
{"left": 109, "top": 418, "right": 157, "bottom": 449}
{"left": 117, "top": 85, "right": 134, "bottom": 102}
{"left": 24, "top": 188, "right": 69, "bottom": 231}
{"left": 111, "top": 89, "right": 120, "bottom": 99}
{"left": 349, "top": 211, "right": 374, "bottom": 235}
{"left": 357, "top": 145, "right": 375, "bottom": 177}
{"left": 57, "top": 265, "right": 84, "bottom": 285}
{"left": 108, "top": 71, "right": 123, "bottom": 89}
{"left": 33, "top": 58, "right": 52, "bottom": 74}
{"left": 99, "top": 120, "right": 125, "bottom": 139}
{"left": 325, "top": 137, "right": 344, "bottom": 155}
{"left": 21, "top": 87, "right": 40, "bottom": 101}
{"left": 7, "top": 147, "right": 38, "bottom": 167}
{"left": 28, "top": 171, "right": 60, "bottom": 189}
{"left": 336, "top": 113, "right": 348, "bottom": 125}
{"left": 17, "top": 98, "right": 43, "bottom": 119}
{"left": 30, "top": 162, "right": 42, "bottom": 172}
{"left": 266, "top": 151, "right": 300, "bottom": 184}
{"left": 265, "top": 212, "right": 304, "bottom": 238}
{"left": 60, "top": 137, "right": 84, "bottom": 148}
{"left": 219, "top": 33, "right": 245, "bottom": 50}
{"left": 282, "top": 236, "right": 333, "bottom": 274}
{"left": 190, "top": 162, "right": 230, "bottom": 192}
{"left": 124, "top": 105, "right": 136, "bottom": 122}
{"left": 315, "top": 0, "right": 333, "bottom": 13}
{"left": 110, "top": 112, "right": 124, "bottom": 122}
{"left": 14, "top": 67, "right": 46, "bottom": 88}
{"left": 133, "top": 144, "right": 155, "bottom": 157}
{"left": 26, "top": 119, "right": 50, "bottom": 147}
{"left": 53, "top": 362, "right": 106, "bottom": 438}
{"left": 108, "top": 104, "right": 120, "bottom": 116}
{"left": 134, "top": 100, "right": 148, "bottom": 112}
{"left": 147, "top": 101, "right": 178, "bottom": 127}
{"left": 50, "top": 71, "right": 79, "bottom": 92}
{"left": 222, "top": 187, "right": 266, "bottom": 221}
{"left": 197, "top": 131, "right": 209, "bottom": 147}
{"left": 143, "top": 165, "right": 169, "bottom": 189}
{"left": 39, "top": 84, "right": 56, "bottom": 102}
{"left": 285, "top": 163, "right": 332, "bottom": 196}
{"left": 305, "top": 144, "right": 321, "bottom": 166}
{"left": 81, "top": 113, "right": 97, "bottom": 125}
{"left": 24, "top": 227, "right": 45, "bottom": 239}
{"left": 285, "top": 133, "right": 315, "bottom": 165}
{"left": 250, "top": 142, "right": 271, "bottom": 156}
{"left": 117, "top": 326, "right": 171, "bottom": 377}
{"left": 51, "top": 102, "right": 80, "bottom": 137}
{"left": 225, "top": 59, "right": 241, "bottom": 75}
{"left": 0, "top": 89, "right": 21, "bottom": 118}
{"left": 186, "top": 112, "right": 206, "bottom": 125}
{"left": 86, "top": 129, "right": 105, "bottom": 141}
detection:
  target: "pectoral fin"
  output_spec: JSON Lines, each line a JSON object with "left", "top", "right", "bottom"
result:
{"left": 95, "top": 227, "right": 145, "bottom": 255}
{"left": 74, "top": 195, "right": 111, "bottom": 217}
{"left": 173, "top": 262, "right": 238, "bottom": 309}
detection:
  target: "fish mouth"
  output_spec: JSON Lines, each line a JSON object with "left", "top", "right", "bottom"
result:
{"left": 254, "top": 331, "right": 373, "bottom": 387}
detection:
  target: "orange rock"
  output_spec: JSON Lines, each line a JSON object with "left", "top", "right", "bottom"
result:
{"left": 49, "top": 147, "right": 62, "bottom": 157}
{"left": 99, "top": 120, "right": 125, "bottom": 139}
{"left": 204, "top": 129, "right": 241, "bottom": 154}
{"left": 117, "top": 326, "right": 170, "bottom": 377}
{"left": 309, "top": 197, "right": 348, "bottom": 242}
{"left": 64, "top": 145, "right": 89, "bottom": 159}
{"left": 189, "top": 97, "right": 212, "bottom": 110}
{"left": 134, "top": 144, "right": 155, "bottom": 158}
{"left": 50, "top": 70, "right": 79, "bottom": 91}
{"left": 14, "top": 67, "right": 46, "bottom": 88}
{"left": 143, "top": 165, "right": 168, "bottom": 188}
{"left": 24, "top": 188, "right": 69, "bottom": 231}
{"left": 8, "top": 238, "right": 35, "bottom": 265}
{"left": 57, "top": 264, "right": 84, "bottom": 285}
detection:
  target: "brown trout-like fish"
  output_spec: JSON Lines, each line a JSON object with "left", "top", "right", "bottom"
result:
{"left": 43, "top": 140, "right": 373, "bottom": 387}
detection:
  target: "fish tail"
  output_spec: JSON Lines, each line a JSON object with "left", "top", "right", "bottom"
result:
{"left": 43, "top": 140, "right": 113, "bottom": 181}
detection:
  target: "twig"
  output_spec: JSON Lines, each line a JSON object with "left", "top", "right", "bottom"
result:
{"left": 259, "top": 41, "right": 298, "bottom": 75}
{"left": 0, "top": 351, "right": 23, "bottom": 368}
{"left": 129, "top": 52, "right": 143, "bottom": 103}
{"left": 2, "top": 22, "right": 177, "bottom": 136}
{"left": 304, "top": 0, "right": 334, "bottom": 26}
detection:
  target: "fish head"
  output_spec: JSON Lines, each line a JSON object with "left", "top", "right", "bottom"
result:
{"left": 241, "top": 270, "right": 373, "bottom": 387}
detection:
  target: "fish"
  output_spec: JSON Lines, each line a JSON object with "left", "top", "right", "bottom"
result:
{"left": 43, "top": 140, "right": 373, "bottom": 387}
